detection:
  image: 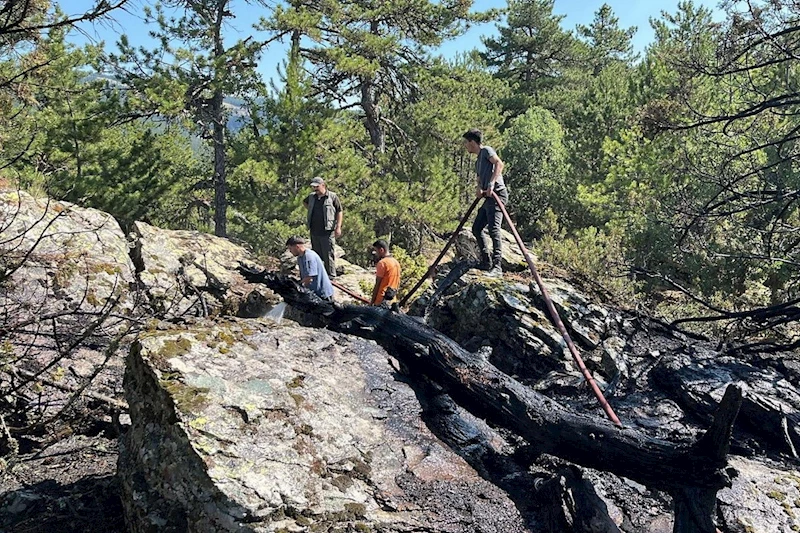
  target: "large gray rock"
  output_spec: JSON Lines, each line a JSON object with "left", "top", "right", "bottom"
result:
{"left": 653, "top": 354, "right": 800, "bottom": 455}
{"left": 0, "top": 189, "right": 136, "bottom": 319}
{"left": 119, "top": 319, "right": 530, "bottom": 532}
{"left": 717, "top": 456, "right": 800, "bottom": 532}
{"left": 418, "top": 270, "right": 615, "bottom": 384}
{"left": 0, "top": 189, "right": 136, "bottom": 426}
{"left": 131, "top": 221, "right": 277, "bottom": 318}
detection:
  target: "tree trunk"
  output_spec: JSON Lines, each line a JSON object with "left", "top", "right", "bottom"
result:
{"left": 212, "top": 88, "right": 226, "bottom": 238}
{"left": 360, "top": 79, "right": 384, "bottom": 152}
{"left": 360, "top": 20, "right": 384, "bottom": 153}
{"left": 240, "top": 270, "right": 742, "bottom": 533}
{"left": 212, "top": 7, "right": 227, "bottom": 237}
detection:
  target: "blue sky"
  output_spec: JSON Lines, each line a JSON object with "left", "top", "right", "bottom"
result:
{"left": 68, "top": 0, "right": 723, "bottom": 81}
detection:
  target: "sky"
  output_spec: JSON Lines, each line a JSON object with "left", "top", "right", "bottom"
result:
{"left": 68, "top": 0, "right": 724, "bottom": 82}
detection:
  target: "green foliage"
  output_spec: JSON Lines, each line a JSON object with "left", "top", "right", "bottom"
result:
{"left": 380, "top": 57, "right": 510, "bottom": 252}
{"left": 576, "top": 3, "right": 637, "bottom": 72}
{"left": 503, "top": 106, "right": 571, "bottom": 237}
{"left": 482, "top": 0, "right": 578, "bottom": 114}
{"left": 0, "top": 26, "right": 196, "bottom": 227}
{"left": 537, "top": 208, "right": 638, "bottom": 303}
{"left": 265, "top": 0, "right": 487, "bottom": 151}
{"left": 391, "top": 245, "right": 429, "bottom": 300}
{"left": 108, "top": 0, "right": 269, "bottom": 236}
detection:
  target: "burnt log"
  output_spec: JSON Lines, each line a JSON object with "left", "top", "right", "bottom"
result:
{"left": 242, "top": 269, "right": 742, "bottom": 533}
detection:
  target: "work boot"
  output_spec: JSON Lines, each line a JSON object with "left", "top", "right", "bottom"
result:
{"left": 478, "top": 254, "right": 492, "bottom": 271}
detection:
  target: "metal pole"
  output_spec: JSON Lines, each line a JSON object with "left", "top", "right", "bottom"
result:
{"left": 399, "top": 196, "right": 482, "bottom": 307}
{"left": 491, "top": 191, "right": 622, "bottom": 427}
{"left": 331, "top": 279, "right": 371, "bottom": 305}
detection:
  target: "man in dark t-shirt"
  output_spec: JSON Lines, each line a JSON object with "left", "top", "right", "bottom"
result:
{"left": 463, "top": 128, "right": 508, "bottom": 276}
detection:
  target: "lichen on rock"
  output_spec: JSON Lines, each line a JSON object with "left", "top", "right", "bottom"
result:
{"left": 119, "top": 318, "right": 530, "bottom": 532}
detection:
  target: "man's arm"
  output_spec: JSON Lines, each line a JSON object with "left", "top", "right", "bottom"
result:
{"left": 334, "top": 195, "right": 343, "bottom": 238}
{"left": 483, "top": 154, "right": 505, "bottom": 196}
{"left": 335, "top": 211, "right": 343, "bottom": 238}
{"left": 370, "top": 275, "right": 383, "bottom": 304}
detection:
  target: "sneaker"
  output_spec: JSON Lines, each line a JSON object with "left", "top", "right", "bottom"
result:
{"left": 478, "top": 256, "right": 492, "bottom": 271}
{"left": 488, "top": 265, "right": 503, "bottom": 276}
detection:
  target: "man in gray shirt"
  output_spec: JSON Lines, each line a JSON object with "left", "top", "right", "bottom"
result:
{"left": 303, "top": 177, "right": 343, "bottom": 279}
{"left": 463, "top": 128, "right": 508, "bottom": 276}
{"left": 286, "top": 236, "right": 335, "bottom": 300}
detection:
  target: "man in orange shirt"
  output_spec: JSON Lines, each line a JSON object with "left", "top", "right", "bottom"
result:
{"left": 370, "top": 239, "right": 401, "bottom": 307}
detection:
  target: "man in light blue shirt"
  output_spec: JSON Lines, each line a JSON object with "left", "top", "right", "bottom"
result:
{"left": 286, "top": 236, "right": 335, "bottom": 300}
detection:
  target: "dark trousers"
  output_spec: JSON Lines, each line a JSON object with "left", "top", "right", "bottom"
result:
{"left": 472, "top": 189, "right": 508, "bottom": 267}
{"left": 311, "top": 232, "right": 337, "bottom": 278}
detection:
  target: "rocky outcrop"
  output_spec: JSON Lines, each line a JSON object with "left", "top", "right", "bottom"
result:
{"left": 119, "top": 319, "right": 530, "bottom": 532}
{"left": 0, "top": 189, "right": 137, "bottom": 428}
{"left": 0, "top": 189, "right": 136, "bottom": 321}
{"left": 717, "top": 457, "right": 800, "bottom": 533}
{"left": 414, "top": 269, "right": 613, "bottom": 385}
{"left": 5, "top": 189, "right": 800, "bottom": 533}
{"left": 131, "top": 221, "right": 277, "bottom": 318}
{"left": 0, "top": 189, "right": 279, "bottom": 440}
{"left": 414, "top": 264, "right": 800, "bottom": 449}
{"left": 403, "top": 261, "right": 800, "bottom": 531}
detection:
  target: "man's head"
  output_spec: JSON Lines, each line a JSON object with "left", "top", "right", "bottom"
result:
{"left": 310, "top": 176, "right": 327, "bottom": 195}
{"left": 462, "top": 128, "right": 482, "bottom": 154}
{"left": 372, "top": 239, "right": 390, "bottom": 262}
{"left": 286, "top": 236, "right": 306, "bottom": 257}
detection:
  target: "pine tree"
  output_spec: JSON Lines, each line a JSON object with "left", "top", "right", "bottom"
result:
{"left": 108, "top": 0, "right": 268, "bottom": 237}
{"left": 265, "top": 0, "right": 482, "bottom": 152}
{"left": 576, "top": 3, "right": 637, "bottom": 74}
{"left": 481, "top": 0, "right": 578, "bottom": 112}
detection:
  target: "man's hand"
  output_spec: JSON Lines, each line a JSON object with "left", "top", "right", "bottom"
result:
{"left": 335, "top": 227, "right": 342, "bottom": 238}
{"left": 301, "top": 276, "right": 313, "bottom": 287}
{"left": 481, "top": 188, "right": 493, "bottom": 198}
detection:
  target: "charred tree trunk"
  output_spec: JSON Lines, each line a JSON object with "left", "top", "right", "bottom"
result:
{"left": 241, "top": 270, "right": 742, "bottom": 533}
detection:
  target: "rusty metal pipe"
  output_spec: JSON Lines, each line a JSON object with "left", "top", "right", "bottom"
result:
{"left": 331, "top": 280, "right": 371, "bottom": 304}
{"left": 399, "top": 196, "right": 482, "bottom": 307}
{"left": 491, "top": 191, "right": 623, "bottom": 427}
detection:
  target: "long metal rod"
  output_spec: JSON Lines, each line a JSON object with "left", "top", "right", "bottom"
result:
{"left": 331, "top": 279, "right": 371, "bottom": 304}
{"left": 491, "top": 191, "right": 622, "bottom": 427}
{"left": 399, "top": 196, "right": 482, "bottom": 307}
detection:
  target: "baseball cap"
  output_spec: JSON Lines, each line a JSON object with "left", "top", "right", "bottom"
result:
{"left": 310, "top": 177, "right": 325, "bottom": 186}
